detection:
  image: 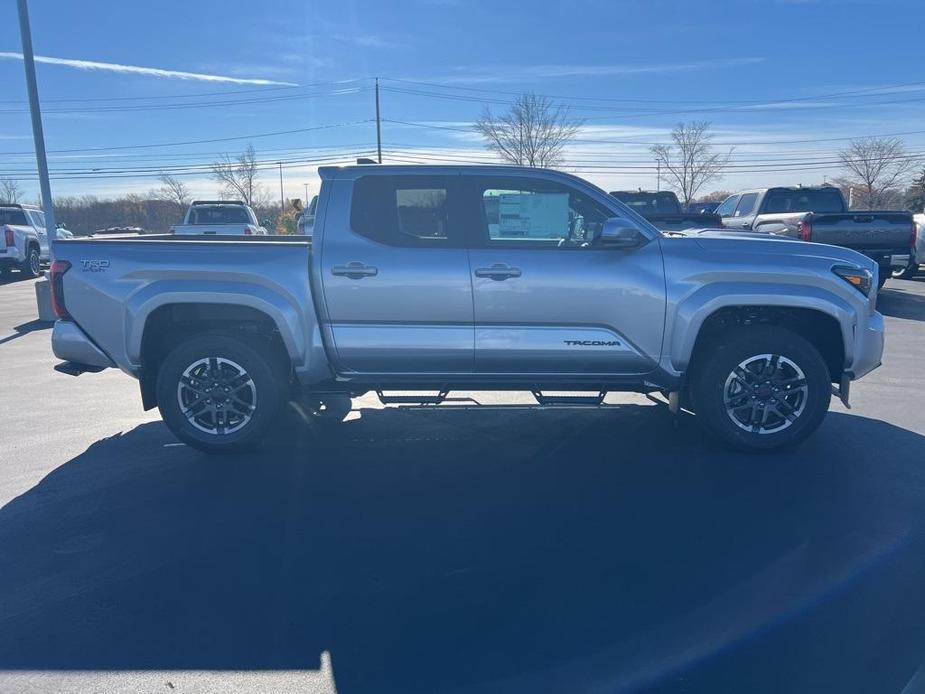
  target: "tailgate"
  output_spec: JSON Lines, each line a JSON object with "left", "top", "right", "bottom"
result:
{"left": 809, "top": 213, "right": 912, "bottom": 250}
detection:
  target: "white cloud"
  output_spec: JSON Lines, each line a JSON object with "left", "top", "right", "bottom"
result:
{"left": 417, "top": 57, "right": 766, "bottom": 84}
{"left": 0, "top": 53, "right": 299, "bottom": 86}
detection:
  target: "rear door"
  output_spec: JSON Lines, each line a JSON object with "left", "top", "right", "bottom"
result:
{"left": 319, "top": 174, "right": 474, "bottom": 374}
{"left": 462, "top": 174, "right": 666, "bottom": 376}
{"left": 727, "top": 192, "right": 759, "bottom": 229}
{"left": 27, "top": 210, "right": 49, "bottom": 258}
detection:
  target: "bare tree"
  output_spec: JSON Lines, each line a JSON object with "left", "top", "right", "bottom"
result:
{"left": 650, "top": 122, "right": 732, "bottom": 206}
{"left": 475, "top": 93, "right": 583, "bottom": 168}
{"left": 0, "top": 177, "right": 24, "bottom": 204}
{"left": 838, "top": 137, "right": 916, "bottom": 210}
{"left": 210, "top": 144, "right": 264, "bottom": 205}
{"left": 155, "top": 172, "right": 191, "bottom": 207}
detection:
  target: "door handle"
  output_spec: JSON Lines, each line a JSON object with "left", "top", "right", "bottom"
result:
{"left": 474, "top": 264, "right": 522, "bottom": 281}
{"left": 331, "top": 261, "right": 378, "bottom": 279}
{"left": 740, "top": 222, "right": 751, "bottom": 228}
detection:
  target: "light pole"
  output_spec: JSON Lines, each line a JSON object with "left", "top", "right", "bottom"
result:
{"left": 16, "top": 0, "right": 56, "bottom": 260}
{"left": 303, "top": 182, "right": 309, "bottom": 202}
{"left": 278, "top": 161, "right": 284, "bottom": 211}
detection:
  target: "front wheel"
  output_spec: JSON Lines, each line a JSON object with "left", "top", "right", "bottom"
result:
{"left": 156, "top": 334, "right": 285, "bottom": 453}
{"left": 690, "top": 326, "right": 832, "bottom": 451}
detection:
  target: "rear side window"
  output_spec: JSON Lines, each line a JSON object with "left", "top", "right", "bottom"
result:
{"left": 351, "top": 176, "right": 453, "bottom": 246}
{"left": 734, "top": 193, "right": 758, "bottom": 217}
{"left": 716, "top": 195, "right": 739, "bottom": 217}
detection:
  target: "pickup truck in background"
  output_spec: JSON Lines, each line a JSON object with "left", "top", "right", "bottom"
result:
{"left": 609, "top": 190, "right": 723, "bottom": 232}
{"left": 0, "top": 204, "right": 50, "bottom": 279}
{"left": 50, "top": 165, "right": 884, "bottom": 454}
{"left": 716, "top": 186, "right": 914, "bottom": 287}
{"left": 170, "top": 200, "right": 268, "bottom": 236}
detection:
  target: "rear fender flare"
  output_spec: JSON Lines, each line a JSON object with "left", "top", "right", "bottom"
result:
{"left": 125, "top": 280, "right": 306, "bottom": 368}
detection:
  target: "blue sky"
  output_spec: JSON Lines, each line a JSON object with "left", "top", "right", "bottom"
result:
{"left": 0, "top": 0, "right": 922, "bottom": 202}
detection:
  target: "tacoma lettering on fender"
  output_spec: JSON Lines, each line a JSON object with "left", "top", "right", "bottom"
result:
{"left": 50, "top": 165, "right": 884, "bottom": 453}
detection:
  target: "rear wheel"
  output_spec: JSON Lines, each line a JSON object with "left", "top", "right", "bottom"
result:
{"left": 20, "top": 246, "right": 41, "bottom": 279}
{"left": 690, "top": 326, "right": 832, "bottom": 451}
{"left": 156, "top": 334, "right": 285, "bottom": 453}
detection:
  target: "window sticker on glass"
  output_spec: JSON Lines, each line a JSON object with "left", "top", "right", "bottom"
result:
{"left": 484, "top": 190, "right": 570, "bottom": 240}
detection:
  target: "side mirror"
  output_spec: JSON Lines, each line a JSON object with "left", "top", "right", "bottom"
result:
{"left": 599, "top": 218, "right": 647, "bottom": 249}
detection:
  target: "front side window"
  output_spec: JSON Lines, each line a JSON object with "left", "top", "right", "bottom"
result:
{"left": 716, "top": 195, "right": 740, "bottom": 217}
{"left": 351, "top": 176, "right": 452, "bottom": 246}
{"left": 473, "top": 178, "right": 611, "bottom": 249}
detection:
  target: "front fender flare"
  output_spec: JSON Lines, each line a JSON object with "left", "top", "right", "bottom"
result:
{"left": 668, "top": 282, "right": 857, "bottom": 373}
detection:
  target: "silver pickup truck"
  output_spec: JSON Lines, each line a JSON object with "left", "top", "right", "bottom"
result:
{"left": 50, "top": 165, "right": 884, "bottom": 453}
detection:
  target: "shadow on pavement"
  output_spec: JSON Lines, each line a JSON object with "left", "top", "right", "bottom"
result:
{"left": 0, "top": 319, "right": 52, "bottom": 347}
{"left": 2, "top": 405, "right": 925, "bottom": 693}
{"left": 879, "top": 285, "right": 925, "bottom": 322}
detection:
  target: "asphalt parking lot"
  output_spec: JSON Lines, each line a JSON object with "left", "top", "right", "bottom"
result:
{"left": 2, "top": 273, "right": 925, "bottom": 694}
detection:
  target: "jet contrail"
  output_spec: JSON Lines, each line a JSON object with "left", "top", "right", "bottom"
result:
{"left": 0, "top": 52, "right": 298, "bottom": 86}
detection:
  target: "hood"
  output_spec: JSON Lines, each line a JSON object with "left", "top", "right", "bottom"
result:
{"left": 688, "top": 232, "right": 879, "bottom": 272}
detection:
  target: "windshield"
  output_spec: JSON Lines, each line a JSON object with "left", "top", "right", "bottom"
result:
{"left": 609, "top": 192, "right": 681, "bottom": 214}
{"left": 188, "top": 205, "right": 250, "bottom": 224}
{"left": 0, "top": 208, "right": 28, "bottom": 225}
{"left": 763, "top": 188, "right": 845, "bottom": 214}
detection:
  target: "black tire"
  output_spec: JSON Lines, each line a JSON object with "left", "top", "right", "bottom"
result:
{"left": 20, "top": 246, "right": 41, "bottom": 279}
{"left": 156, "top": 333, "right": 285, "bottom": 453}
{"left": 892, "top": 257, "right": 918, "bottom": 280}
{"left": 690, "top": 326, "right": 831, "bottom": 451}
{"left": 0, "top": 264, "right": 10, "bottom": 281}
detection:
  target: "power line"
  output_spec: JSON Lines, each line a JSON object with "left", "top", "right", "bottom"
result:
{"left": 0, "top": 119, "right": 375, "bottom": 156}
{"left": 382, "top": 76, "right": 925, "bottom": 106}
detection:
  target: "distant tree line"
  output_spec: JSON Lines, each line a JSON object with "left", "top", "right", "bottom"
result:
{"left": 0, "top": 143, "right": 294, "bottom": 235}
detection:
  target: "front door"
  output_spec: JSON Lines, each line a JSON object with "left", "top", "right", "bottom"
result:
{"left": 462, "top": 174, "right": 665, "bottom": 376}
{"left": 319, "top": 174, "right": 473, "bottom": 374}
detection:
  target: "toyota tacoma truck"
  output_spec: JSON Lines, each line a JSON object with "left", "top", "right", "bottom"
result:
{"left": 170, "top": 200, "right": 268, "bottom": 236}
{"left": 609, "top": 190, "right": 723, "bottom": 232}
{"left": 716, "top": 186, "right": 914, "bottom": 287}
{"left": 49, "top": 165, "right": 884, "bottom": 453}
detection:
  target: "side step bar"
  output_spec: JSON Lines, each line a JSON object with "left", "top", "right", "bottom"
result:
{"left": 531, "top": 390, "right": 606, "bottom": 406}
{"left": 376, "top": 389, "right": 449, "bottom": 405}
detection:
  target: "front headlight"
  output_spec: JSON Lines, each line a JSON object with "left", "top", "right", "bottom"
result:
{"left": 832, "top": 265, "right": 873, "bottom": 296}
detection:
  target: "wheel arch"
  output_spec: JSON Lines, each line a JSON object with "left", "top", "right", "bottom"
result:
{"left": 671, "top": 284, "right": 855, "bottom": 380}
{"left": 136, "top": 299, "right": 296, "bottom": 410}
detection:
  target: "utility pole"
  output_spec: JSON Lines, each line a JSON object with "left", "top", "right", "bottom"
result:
{"left": 16, "top": 0, "right": 56, "bottom": 260}
{"left": 375, "top": 77, "right": 382, "bottom": 164}
{"left": 656, "top": 161, "right": 660, "bottom": 192}
{"left": 303, "top": 183, "right": 309, "bottom": 202}
{"left": 278, "top": 161, "right": 284, "bottom": 211}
